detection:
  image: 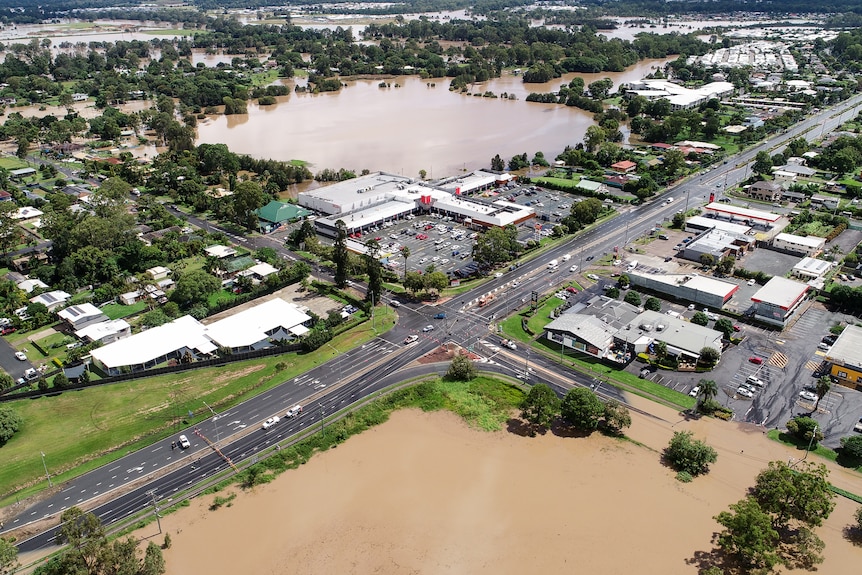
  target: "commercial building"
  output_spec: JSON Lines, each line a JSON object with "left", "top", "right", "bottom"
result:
{"left": 628, "top": 271, "right": 739, "bottom": 309}
{"left": 203, "top": 299, "right": 311, "bottom": 352}
{"left": 826, "top": 325, "right": 862, "bottom": 390}
{"left": 750, "top": 276, "right": 810, "bottom": 327}
{"left": 772, "top": 233, "right": 825, "bottom": 257}
{"left": 792, "top": 257, "right": 832, "bottom": 281}
{"left": 684, "top": 216, "right": 751, "bottom": 235}
{"left": 256, "top": 200, "right": 310, "bottom": 233}
{"left": 544, "top": 296, "right": 723, "bottom": 367}
{"left": 615, "top": 310, "right": 723, "bottom": 366}
{"left": 623, "top": 80, "right": 734, "bottom": 110}
{"left": 748, "top": 180, "right": 782, "bottom": 202}
{"left": 680, "top": 228, "right": 755, "bottom": 262}
{"left": 704, "top": 202, "right": 782, "bottom": 226}
{"left": 304, "top": 171, "right": 534, "bottom": 238}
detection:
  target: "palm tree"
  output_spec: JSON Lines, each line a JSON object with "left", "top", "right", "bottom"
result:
{"left": 814, "top": 375, "right": 831, "bottom": 411}
{"left": 698, "top": 379, "right": 718, "bottom": 406}
{"left": 400, "top": 246, "right": 410, "bottom": 280}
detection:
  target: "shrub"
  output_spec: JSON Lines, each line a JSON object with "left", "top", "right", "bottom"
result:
{"left": 786, "top": 416, "right": 824, "bottom": 447}
{"left": 676, "top": 471, "right": 693, "bottom": 483}
{"left": 664, "top": 430, "right": 718, "bottom": 476}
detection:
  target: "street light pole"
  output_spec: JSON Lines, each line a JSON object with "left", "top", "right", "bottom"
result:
{"left": 41, "top": 451, "right": 52, "bottom": 488}
{"left": 203, "top": 401, "right": 220, "bottom": 444}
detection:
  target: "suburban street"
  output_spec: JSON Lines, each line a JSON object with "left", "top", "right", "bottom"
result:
{"left": 5, "top": 95, "right": 862, "bottom": 554}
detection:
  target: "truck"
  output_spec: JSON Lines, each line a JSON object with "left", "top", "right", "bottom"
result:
{"left": 478, "top": 294, "right": 494, "bottom": 307}
{"left": 547, "top": 259, "right": 559, "bottom": 269}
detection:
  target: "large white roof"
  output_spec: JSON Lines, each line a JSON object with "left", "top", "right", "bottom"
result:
{"left": 75, "top": 319, "right": 130, "bottom": 341}
{"left": 204, "top": 299, "right": 311, "bottom": 349}
{"left": 58, "top": 303, "right": 105, "bottom": 323}
{"left": 775, "top": 233, "right": 826, "bottom": 248}
{"left": 91, "top": 315, "right": 214, "bottom": 369}
{"left": 751, "top": 276, "right": 809, "bottom": 310}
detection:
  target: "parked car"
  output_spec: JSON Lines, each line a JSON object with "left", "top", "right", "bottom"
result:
{"left": 749, "top": 356, "right": 763, "bottom": 365}
{"left": 390, "top": 300, "right": 401, "bottom": 308}
{"left": 799, "top": 390, "right": 818, "bottom": 402}
{"left": 566, "top": 287, "right": 578, "bottom": 293}
{"left": 587, "top": 273, "right": 599, "bottom": 281}
{"left": 689, "top": 386, "right": 701, "bottom": 397}
{"left": 178, "top": 435, "right": 191, "bottom": 449}
{"left": 14, "top": 351, "right": 26, "bottom": 361}
{"left": 747, "top": 279, "right": 756, "bottom": 286}
{"left": 854, "top": 418, "right": 862, "bottom": 433}
{"left": 736, "top": 387, "right": 754, "bottom": 398}
{"left": 733, "top": 324, "right": 741, "bottom": 332}
{"left": 746, "top": 376, "right": 764, "bottom": 388}
{"left": 262, "top": 416, "right": 280, "bottom": 430}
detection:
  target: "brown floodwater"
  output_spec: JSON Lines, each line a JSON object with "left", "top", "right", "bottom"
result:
{"left": 196, "top": 57, "right": 673, "bottom": 177}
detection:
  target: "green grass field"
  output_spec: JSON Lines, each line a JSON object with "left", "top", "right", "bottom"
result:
{"left": 102, "top": 301, "right": 148, "bottom": 320}
{"left": 0, "top": 308, "right": 396, "bottom": 502}
{"left": 0, "top": 157, "right": 29, "bottom": 170}
{"left": 533, "top": 175, "right": 581, "bottom": 190}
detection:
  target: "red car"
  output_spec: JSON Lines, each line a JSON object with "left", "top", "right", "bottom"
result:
{"left": 749, "top": 356, "right": 763, "bottom": 365}
{"left": 733, "top": 324, "right": 741, "bottom": 332}
{"left": 566, "top": 287, "right": 578, "bottom": 293}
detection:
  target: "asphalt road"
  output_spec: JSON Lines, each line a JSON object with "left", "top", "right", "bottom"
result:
{"left": 7, "top": 95, "right": 862, "bottom": 552}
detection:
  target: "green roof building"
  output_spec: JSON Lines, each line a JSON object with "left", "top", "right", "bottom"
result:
{"left": 257, "top": 201, "right": 310, "bottom": 232}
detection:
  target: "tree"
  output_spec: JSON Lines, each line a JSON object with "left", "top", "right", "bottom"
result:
{"left": 424, "top": 271, "right": 449, "bottom": 295}
{"left": 584, "top": 125, "right": 607, "bottom": 152}
{"left": 699, "top": 253, "right": 715, "bottom": 267}
{"left": 715, "top": 318, "right": 735, "bottom": 339}
{"left": 753, "top": 151, "right": 773, "bottom": 176}
{"left": 47, "top": 506, "right": 166, "bottom": 575}
{"left": 171, "top": 270, "right": 219, "bottom": 308}
{"left": 605, "top": 286, "right": 620, "bottom": 298}
{"left": 0, "top": 202, "right": 20, "bottom": 256}
{"left": 446, "top": 352, "right": 477, "bottom": 381}
{"left": 663, "top": 431, "right": 718, "bottom": 476}
{"left": 698, "top": 346, "right": 720, "bottom": 367}
{"left": 697, "top": 379, "right": 719, "bottom": 405}
{"left": 230, "top": 180, "right": 266, "bottom": 231}
{"left": 623, "top": 290, "right": 641, "bottom": 307}
{"left": 0, "top": 538, "right": 18, "bottom": 575}
{"left": 644, "top": 297, "right": 661, "bottom": 311}
{"left": 785, "top": 416, "right": 824, "bottom": 446}
{"left": 332, "top": 220, "right": 349, "bottom": 288}
{"left": 654, "top": 340, "right": 668, "bottom": 363}
{"left": 52, "top": 372, "right": 69, "bottom": 390}
{"left": 0, "top": 406, "right": 23, "bottom": 445}
{"left": 602, "top": 399, "right": 631, "bottom": 435}
{"left": 472, "top": 225, "right": 519, "bottom": 269}
{"left": 715, "top": 497, "right": 781, "bottom": 571}
{"left": 490, "top": 154, "right": 505, "bottom": 171}
{"left": 691, "top": 311, "right": 709, "bottom": 326}
{"left": 520, "top": 384, "right": 561, "bottom": 433}
{"left": 561, "top": 387, "right": 604, "bottom": 431}
{"left": 364, "top": 239, "right": 383, "bottom": 305}
{"left": 841, "top": 435, "right": 862, "bottom": 461}
{"left": 571, "top": 198, "right": 604, "bottom": 226}
{"left": 752, "top": 461, "right": 834, "bottom": 531}
{"left": 399, "top": 246, "right": 410, "bottom": 280}
{"left": 671, "top": 212, "right": 685, "bottom": 228}
{"left": 814, "top": 375, "right": 831, "bottom": 410}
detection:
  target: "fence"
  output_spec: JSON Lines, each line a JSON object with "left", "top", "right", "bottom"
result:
{"left": 0, "top": 343, "right": 302, "bottom": 403}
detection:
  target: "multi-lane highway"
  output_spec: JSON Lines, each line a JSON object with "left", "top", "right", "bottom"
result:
{"left": 7, "top": 94, "right": 862, "bottom": 553}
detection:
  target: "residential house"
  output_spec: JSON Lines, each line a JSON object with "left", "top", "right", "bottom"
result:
{"left": 30, "top": 290, "right": 71, "bottom": 311}
{"left": 748, "top": 180, "right": 782, "bottom": 202}
{"left": 58, "top": 303, "right": 109, "bottom": 331}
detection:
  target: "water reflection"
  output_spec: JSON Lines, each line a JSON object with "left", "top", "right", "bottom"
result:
{"left": 197, "top": 57, "right": 672, "bottom": 176}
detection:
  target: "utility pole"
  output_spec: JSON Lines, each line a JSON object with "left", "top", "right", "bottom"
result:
{"left": 146, "top": 489, "right": 162, "bottom": 534}
{"left": 40, "top": 451, "right": 52, "bottom": 488}
{"left": 203, "top": 401, "right": 220, "bottom": 444}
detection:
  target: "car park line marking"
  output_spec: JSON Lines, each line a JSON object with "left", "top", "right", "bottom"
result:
{"left": 804, "top": 360, "right": 820, "bottom": 371}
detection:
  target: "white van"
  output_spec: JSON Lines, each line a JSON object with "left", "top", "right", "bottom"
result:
{"left": 547, "top": 259, "right": 559, "bottom": 269}
{"left": 562, "top": 254, "right": 571, "bottom": 262}
{"left": 666, "top": 197, "right": 674, "bottom": 204}
{"left": 626, "top": 261, "right": 639, "bottom": 272}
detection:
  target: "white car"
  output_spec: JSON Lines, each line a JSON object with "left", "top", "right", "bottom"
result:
{"left": 403, "top": 335, "right": 419, "bottom": 344}
{"left": 262, "top": 416, "right": 280, "bottom": 430}
{"left": 689, "top": 386, "right": 700, "bottom": 397}
{"left": 746, "top": 376, "right": 764, "bottom": 388}
{"left": 747, "top": 279, "right": 756, "bottom": 286}
{"left": 286, "top": 405, "right": 302, "bottom": 418}
{"left": 587, "top": 273, "right": 599, "bottom": 281}
{"left": 14, "top": 351, "right": 26, "bottom": 361}
{"left": 422, "top": 325, "right": 434, "bottom": 332}
{"left": 736, "top": 386, "right": 754, "bottom": 398}
{"left": 495, "top": 272, "right": 503, "bottom": 278}
{"left": 178, "top": 434, "right": 191, "bottom": 449}
{"left": 687, "top": 304, "right": 696, "bottom": 311}
{"left": 799, "top": 390, "right": 818, "bottom": 402}
{"left": 569, "top": 265, "right": 578, "bottom": 272}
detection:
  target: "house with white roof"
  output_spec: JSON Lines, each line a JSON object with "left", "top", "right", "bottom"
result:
{"left": 29, "top": 290, "right": 71, "bottom": 311}
{"left": 75, "top": 319, "right": 131, "bottom": 345}
{"left": 204, "top": 298, "right": 311, "bottom": 352}
{"left": 58, "top": 303, "right": 109, "bottom": 331}
{"left": 17, "top": 278, "right": 48, "bottom": 294}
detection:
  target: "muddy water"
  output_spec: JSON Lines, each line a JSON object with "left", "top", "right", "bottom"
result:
{"left": 196, "top": 57, "right": 673, "bottom": 176}
{"left": 153, "top": 407, "right": 862, "bottom": 575}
